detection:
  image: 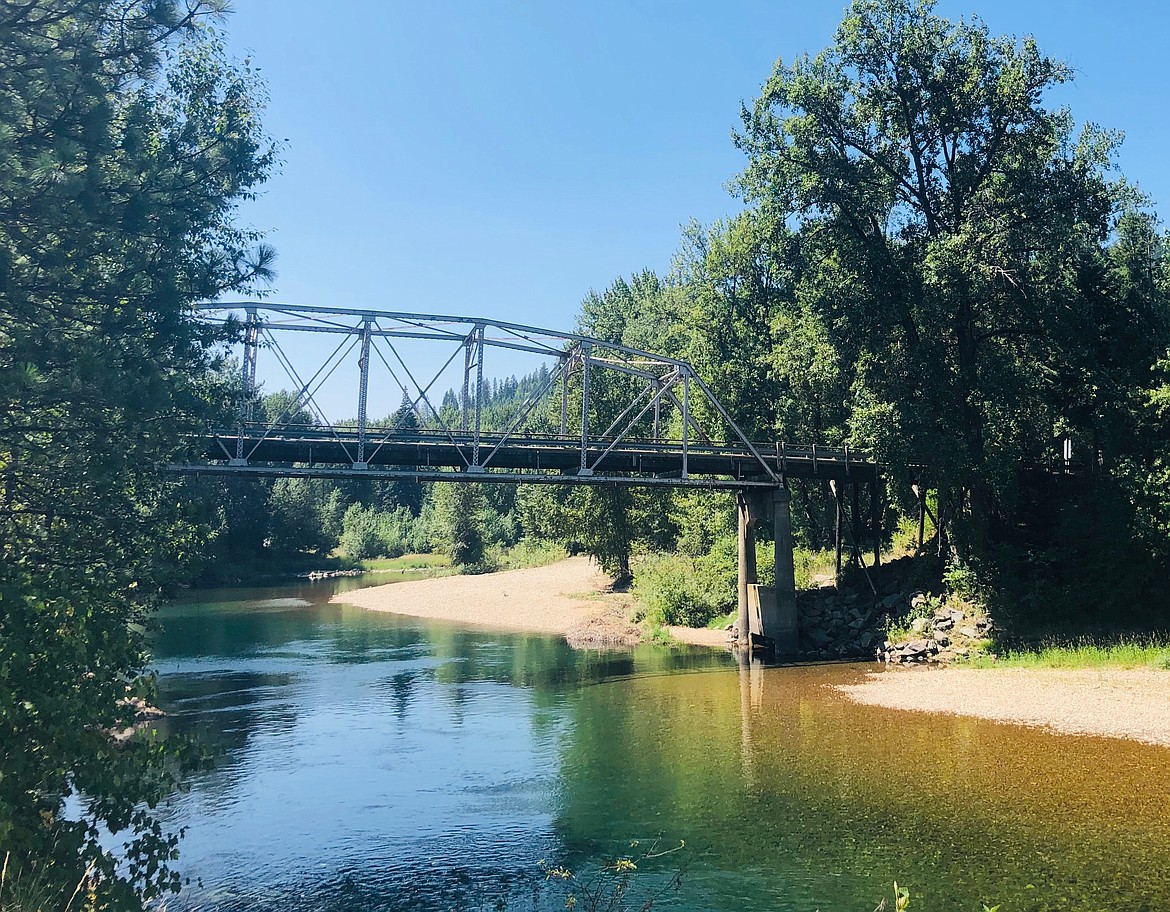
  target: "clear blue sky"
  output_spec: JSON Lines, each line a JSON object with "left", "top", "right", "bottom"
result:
{"left": 220, "top": 1, "right": 1170, "bottom": 416}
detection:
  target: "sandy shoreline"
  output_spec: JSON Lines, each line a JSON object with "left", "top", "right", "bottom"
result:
{"left": 334, "top": 556, "right": 611, "bottom": 634}
{"left": 334, "top": 556, "right": 731, "bottom": 649}
{"left": 838, "top": 666, "right": 1170, "bottom": 747}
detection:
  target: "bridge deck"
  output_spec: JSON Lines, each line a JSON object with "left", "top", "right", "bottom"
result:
{"left": 182, "top": 428, "right": 879, "bottom": 488}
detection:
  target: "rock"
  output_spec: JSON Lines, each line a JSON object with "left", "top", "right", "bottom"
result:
{"left": 958, "top": 625, "right": 979, "bottom": 639}
{"left": 948, "top": 608, "right": 965, "bottom": 623}
{"left": 881, "top": 593, "right": 902, "bottom": 610}
{"left": 910, "top": 617, "right": 930, "bottom": 635}
{"left": 932, "top": 616, "right": 954, "bottom": 631}
{"left": 809, "top": 627, "right": 833, "bottom": 646}
{"left": 935, "top": 635, "right": 950, "bottom": 648}
{"left": 910, "top": 592, "right": 927, "bottom": 608}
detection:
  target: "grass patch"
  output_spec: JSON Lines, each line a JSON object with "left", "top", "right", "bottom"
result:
{"left": 645, "top": 621, "right": 675, "bottom": 645}
{"left": 970, "top": 637, "right": 1170, "bottom": 670}
{"left": 361, "top": 553, "right": 450, "bottom": 572}
{"left": 495, "top": 540, "right": 569, "bottom": 570}
{"left": 706, "top": 610, "right": 736, "bottom": 630}
{"left": 794, "top": 547, "right": 835, "bottom": 589}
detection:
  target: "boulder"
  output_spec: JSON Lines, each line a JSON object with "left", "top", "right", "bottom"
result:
{"left": 809, "top": 627, "right": 833, "bottom": 646}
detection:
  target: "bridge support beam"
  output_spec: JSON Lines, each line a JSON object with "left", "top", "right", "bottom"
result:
{"left": 736, "top": 491, "right": 757, "bottom": 642}
{"left": 736, "top": 487, "right": 799, "bottom": 655}
{"left": 771, "top": 487, "right": 798, "bottom": 654}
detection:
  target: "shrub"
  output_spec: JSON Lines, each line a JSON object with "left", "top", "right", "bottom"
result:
{"left": 339, "top": 504, "right": 427, "bottom": 560}
{"left": 634, "top": 552, "right": 731, "bottom": 628}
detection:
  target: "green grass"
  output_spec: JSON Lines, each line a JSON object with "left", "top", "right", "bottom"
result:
{"left": 794, "top": 547, "right": 836, "bottom": 589}
{"left": 970, "top": 637, "right": 1170, "bottom": 670}
{"left": 495, "top": 540, "right": 569, "bottom": 570}
{"left": 360, "top": 553, "right": 451, "bottom": 572}
{"left": 706, "top": 610, "right": 736, "bottom": 630}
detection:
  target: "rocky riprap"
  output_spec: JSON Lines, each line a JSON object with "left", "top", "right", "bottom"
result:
{"left": 876, "top": 598, "right": 992, "bottom": 665}
{"left": 796, "top": 567, "right": 991, "bottom": 665}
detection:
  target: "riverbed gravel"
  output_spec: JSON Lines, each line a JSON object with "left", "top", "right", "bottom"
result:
{"left": 837, "top": 666, "right": 1170, "bottom": 747}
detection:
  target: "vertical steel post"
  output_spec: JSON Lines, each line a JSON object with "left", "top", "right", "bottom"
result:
{"left": 851, "top": 482, "right": 862, "bottom": 565}
{"left": 234, "top": 308, "right": 260, "bottom": 464}
{"left": 461, "top": 335, "right": 473, "bottom": 434}
{"left": 681, "top": 370, "right": 690, "bottom": 479}
{"left": 472, "top": 324, "right": 484, "bottom": 467}
{"left": 833, "top": 480, "right": 844, "bottom": 580}
{"left": 915, "top": 481, "right": 926, "bottom": 549}
{"left": 355, "top": 319, "right": 372, "bottom": 468}
{"left": 560, "top": 351, "right": 570, "bottom": 437}
{"left": 579, "top": 342, "right": 591, "bottom": 473}
{"left": 653, "top": 379, "right": 661, "bottom": 441}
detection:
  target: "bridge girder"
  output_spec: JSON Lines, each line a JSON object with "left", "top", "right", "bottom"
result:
{"left": 172, "top": 303, "right": 878, "bottom": 489}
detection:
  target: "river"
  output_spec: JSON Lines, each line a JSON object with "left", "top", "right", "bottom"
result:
{"left": 153, "top": 573, "right": 1170, "bottom": 911}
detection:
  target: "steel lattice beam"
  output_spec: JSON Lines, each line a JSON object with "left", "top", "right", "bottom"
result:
{"left": 174, "top": 303, "right": 880, "bottom": 488}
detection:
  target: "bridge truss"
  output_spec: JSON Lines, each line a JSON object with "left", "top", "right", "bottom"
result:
{"left": 172, "top": 303, "right": 877, "bottom": 490}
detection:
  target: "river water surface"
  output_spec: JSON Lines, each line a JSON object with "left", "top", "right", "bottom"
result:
{"left": 154, "top": 574, "right": 1170, "bottom": 911}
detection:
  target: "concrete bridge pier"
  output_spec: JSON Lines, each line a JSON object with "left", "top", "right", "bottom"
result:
{"left": 736, "top": 486, "right": 799, "bottom": 655}
{"left": 735, "top": 491, "right": 756, "bottom": 640}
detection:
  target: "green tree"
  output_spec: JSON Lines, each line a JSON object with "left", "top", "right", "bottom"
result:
{"left": 339, "top": 503, "right": 384, "bottom": 560}
{"left": 267, "top": 478, "right": 334, "bottom": 555}
{"left": 0, "top": 1, "right": 276, "bottom": 906}
{"left": 433, "top": 482, "right": 487, "bottom": 568}
{"left": 733, "top": 0, "right": 1162, "bottom": 553}
{"left": 374, "top": 395, "right": 426, "bottom": 515}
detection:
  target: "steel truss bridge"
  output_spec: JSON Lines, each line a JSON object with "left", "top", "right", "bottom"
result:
{"left": 173, "top": 303, "right": 879, "bottom": 490}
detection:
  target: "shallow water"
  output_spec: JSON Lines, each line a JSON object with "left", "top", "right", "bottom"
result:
{"left": 154, "top": 576, "right": 1170, "bottom": 911}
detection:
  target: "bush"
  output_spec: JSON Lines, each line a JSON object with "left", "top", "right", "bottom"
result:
{"left": 633, "top": 534, "right": 789, "bottom": 629}
{"left": 500, "top": 539, "right": 568, "bottom": 569}
{"left": 634, "top": 552, "right": 731, "bottom": 628}
{"left": 339, "top": 504, "right": 427, "bottom": 560}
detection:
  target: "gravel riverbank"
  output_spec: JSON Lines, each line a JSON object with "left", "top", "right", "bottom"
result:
{"left": 837, "top": 666, "right": 1170, "bottom": 747}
